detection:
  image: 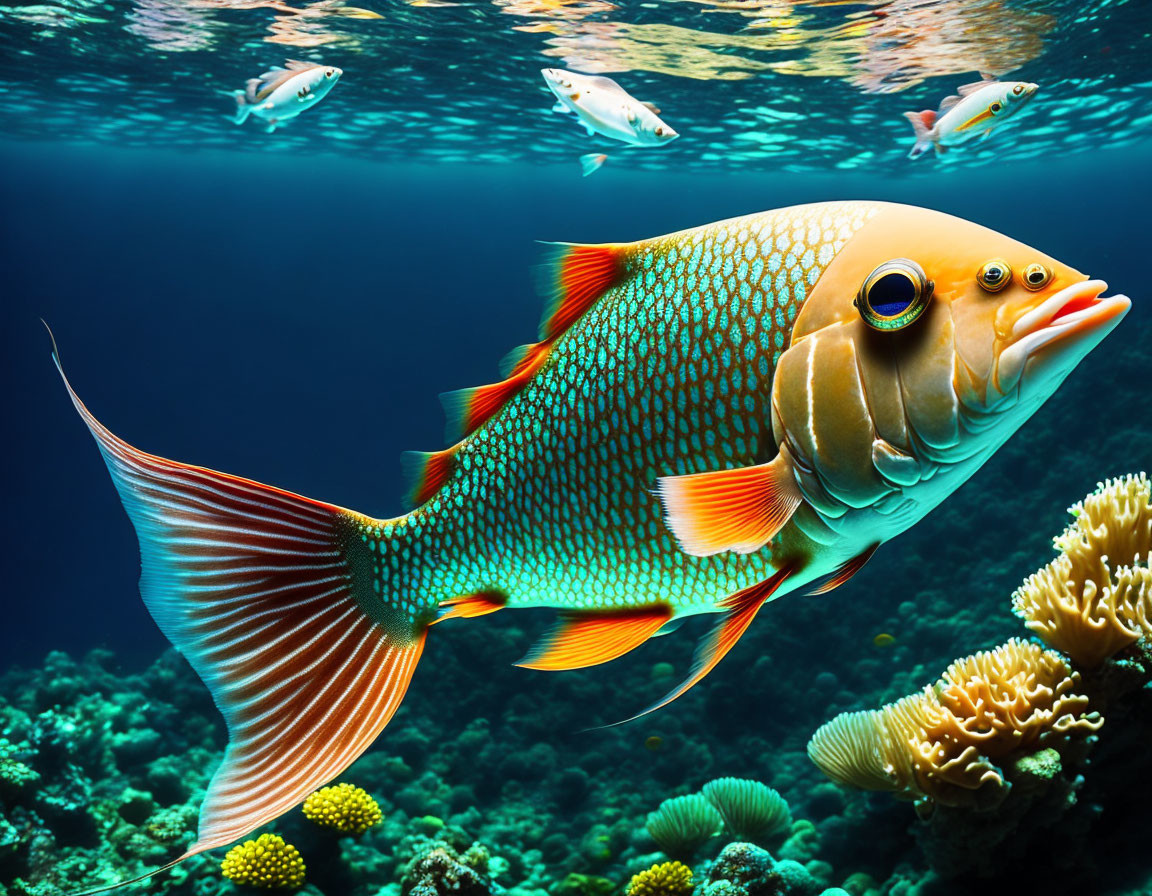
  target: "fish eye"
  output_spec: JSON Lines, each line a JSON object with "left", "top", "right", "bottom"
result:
{"left": 325, "top": 69, "right": 335, "bottom": 78}
{"left": 978, "top": 259, "right": 1012, "bottom": 292}
{"left": 1012, "top": 84, "right": 1024, "bottom": 95}
{"left": 1022, "top": 263, "right": 1053, "bottom": 290}
{"left": 991, "top": 102, "right": 1002, "bottom": 113}
{"left": 655, "top": 126, "right": 664, "bottom": 136}
{"left": 855, "top": 259, "right": 934, "bottom": 331}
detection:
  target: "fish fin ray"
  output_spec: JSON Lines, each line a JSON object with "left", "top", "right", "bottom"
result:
{"left": 400, "top": 446, "right": 458, "bottom": 510}
{"left": 439, "top": 344, "right": 550, "bottom": 442}
{"left": 516, "top": 606, "right": 672, "bottom": 670}
{"left": 957, "top": 78, "right": 997, "bottom": 97}
{"left": 937, "top": 95, "right": 961, "bottom": 113}
{"left": 52, "top": 345, "right": 426, "bottom": 857}
{"left": 807, "top": 543, "right": 880, "bottom": 595}
{"left": 603, "top": 568, "right": 794, "bottom": 725}
{"left": 536, "top": 242, "right": 629, "bottom": 341}
{"left": 657, "top": 454, "right": 803, "bottom": 557}
{"left": 579, "top": 153, "right": 607, "bottom": 177}
{"left": 434, "top": 592, "right": 506, "bottom": 623}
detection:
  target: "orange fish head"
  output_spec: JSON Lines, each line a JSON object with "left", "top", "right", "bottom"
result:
{"left": 772, "top": 202, "right": 1130, "bottom": 534}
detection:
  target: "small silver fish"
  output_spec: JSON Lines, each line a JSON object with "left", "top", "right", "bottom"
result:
{"left": 542, "top": 68, "right": 678, "bottom": 148}
{"left": 233, "top": 60, "right": 343, "bottom": 134}
{"left": 903, "top": 76, "right": 1038, "bottom": 159}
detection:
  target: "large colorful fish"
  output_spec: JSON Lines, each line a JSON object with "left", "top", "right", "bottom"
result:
{"left": 54, "top": 201, "right": 1129, "bottom": 883}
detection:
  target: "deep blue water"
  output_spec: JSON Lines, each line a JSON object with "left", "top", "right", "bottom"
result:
{"left": 3, "top": 140, "right": 1149, "bottom": 668}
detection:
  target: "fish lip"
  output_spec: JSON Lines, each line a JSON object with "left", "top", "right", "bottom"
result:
{"left": 995, "top": 278, "right": 1130, "bottom": 397}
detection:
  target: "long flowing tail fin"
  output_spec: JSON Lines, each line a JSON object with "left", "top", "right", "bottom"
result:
{"left": 52, "top": 341, "right": 426, "bottom": 880}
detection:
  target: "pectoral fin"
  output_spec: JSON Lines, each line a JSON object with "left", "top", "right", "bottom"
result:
{"left": 657, "top": 452, "right": 803, "bottom": 556}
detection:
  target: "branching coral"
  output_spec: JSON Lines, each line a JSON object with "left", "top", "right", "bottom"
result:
{"left": 220, "top": 833, "right": 306, "bottom": 888}
{"left": 645, "top": 793, "right": 722, "bottom": 859}
{"left": 701, "top": 777, "right": 792, "bottom": 842}
{"left": 627, "top": 861, "right": 694, "bottom": 896}
{"left": 302, "top": 782, "right": 383, "bottom": 834}
{"left": 808, "top": 639, "right": 1101, "bottom": 809}
{"left": 1013, "top": 473, "right": 1152, "bottom": 667}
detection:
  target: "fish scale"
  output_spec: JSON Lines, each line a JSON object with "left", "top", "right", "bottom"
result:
{"left": 352, "top": 201, "right": 876, "bottom": 626}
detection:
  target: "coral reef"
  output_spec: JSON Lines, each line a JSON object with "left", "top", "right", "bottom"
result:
{"left": 644, "top": 794, "right": 722, "bottom": 859}
{"left": 303, "top": 783, "right": 383, "bottom": 835}
{"left": 220, "top": 833, "right": 306, "bottom": 888}
{"left": 1013, "top": 473, "right": 1152, "bottom": 668}
{"left": 701, "top": 779, "right": 792, "bottom": 844}
{"left": 626, "top": 861, "right": 693, "bottom": 896}
{"left": 808, "top": 639, "right": 1101, "bottom": 810}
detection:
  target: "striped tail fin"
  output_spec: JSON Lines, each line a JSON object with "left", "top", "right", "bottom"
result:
{"left": 52, "top": 345, "right": 426, "bottom": 878}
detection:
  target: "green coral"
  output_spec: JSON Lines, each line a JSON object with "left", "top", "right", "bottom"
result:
{"left": 0, "top": 739, "right": 39, "bottom": 794}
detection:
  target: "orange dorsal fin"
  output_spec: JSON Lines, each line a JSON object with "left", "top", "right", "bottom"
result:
{"left": 499, "top": 341, "right": 550, "bottom": 378}
{"left": 807, "top": 543, "right": 880, "bottom": 595}
{"left": 656, "top": 452, "right": 803, "bottom": 557}
{"left": 440, "top": 343, "right": 551, "bottom": 442}
{"left": 537, "top": 242, "right": 628, "bottom": 340}
{"left": 604, "top": 566, "right": 795, "bottom": 726}
{"left": 516, "top": 606, "right": 673, "bottom": 671}
{"left": 399, "top": 445, "right": 459, "bottom": 510}
{"left": 434, "top": 592, "right": 507, "bottom": 624}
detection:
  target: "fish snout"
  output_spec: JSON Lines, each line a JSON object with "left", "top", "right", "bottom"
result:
{"left": 995, "top": 278, "right": 1130, "bottom": 397}
{"left": 1023, "top": 82, "right": 1039, "bottom": 98}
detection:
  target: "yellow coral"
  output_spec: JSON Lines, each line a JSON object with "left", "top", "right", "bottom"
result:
{"left": 302, "top": 782, "right": 382, "bottom": 834}
{"left": 627, "top": 861, "right": 694, "bottom": 896}
{"left": 1013, "top": 473, "right": 1152, "bottom": 667}
{"left": 220, "top": 833, "right": 305, "bottom": 889}
{"left": 808, "top": 639, "right": 1101, "bottom": 809}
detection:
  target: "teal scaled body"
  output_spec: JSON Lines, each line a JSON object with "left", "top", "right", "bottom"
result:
{"left": 353, "top": 201, "right": 878, "bottom": 627}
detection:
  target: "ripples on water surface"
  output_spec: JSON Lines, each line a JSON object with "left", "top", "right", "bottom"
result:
{"left": 0, "top": 0, "right": 1149, "bottom": 171}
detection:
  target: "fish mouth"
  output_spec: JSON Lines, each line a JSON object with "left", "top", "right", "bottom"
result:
{"left": 996, "top": 278, "right": 1131, "bottom": 396}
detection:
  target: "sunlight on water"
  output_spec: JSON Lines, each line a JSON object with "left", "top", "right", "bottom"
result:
{"left": 0, "top": 0, "right": 1149, "bottom": 169}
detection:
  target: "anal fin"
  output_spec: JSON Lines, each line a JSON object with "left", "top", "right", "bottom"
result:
{"left": 434, "top": 592, "right": 507, "bottom": 623}
{"left": 605, "top": 566, "right": 795, "bottom": 725}
{"left": 657, "top": 452, "right": 803, "bottom": 557}
{"left": 807, "top": 543, "right": 880, "bottom": 595}
{"left": 517, "top": 606, "right": 672, "bottom": 671}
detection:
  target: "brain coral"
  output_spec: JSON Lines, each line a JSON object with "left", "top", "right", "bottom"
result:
{"left": 302, "top": 782, "right": 383, "bottom": 834}
{"left": 220, "top": 833, "right": 305, "bottom": 888}
{"left": 1013, "top": 473, "right": 1152, "bottom": 667}
{"left": 701, "top": 777, "right": 792, "bottom": 842}
{"left": 627, "top": 861, "right": 694, "bottom": 896}
{"left": 808, "top": 639, "right": 1102, "bottom": 809}
{"left": 645, "top": 793, "right": 722, "bottom": 859}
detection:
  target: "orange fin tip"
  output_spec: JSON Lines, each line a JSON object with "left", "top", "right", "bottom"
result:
{"left": 537, "top": 242, "right": 627, "bottom": 341}
{"left": 435, "top": 592, "right": 507, "bottom": 623}
{"left": 517, "top": 606, "right": 672, "bottom": 671}
{"left": 440, "top": 344, "right": 550, "bottom": 442}
{"left": 400, "top": 446, "right": 458, "bottom": 510}
{"left": 602, "top": 566, "right": 796, "bottom": 727}
{"left": 807, "top": 543, "right": 880, "bottom": 596}
{"left": 657, "top": 453, "right": 803, "bottom": 557}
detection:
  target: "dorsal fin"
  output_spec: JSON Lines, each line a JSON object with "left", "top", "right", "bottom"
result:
{"left": 957, "top": 78, "right": 997, "bottom": 97}
{"left": 937, "top": 94, "right": 961, "bottom": 114}
{"left": 400, "top": 446, "right": 459, "bottom": 510}
{"left": 499, "top": 341, "right": 550, "bottom": 379}
{"left": 440, "top": 343, "right": 551, "bottom": 442}
{"left": 537, "top": 242, "right": 628, "bottom": 340}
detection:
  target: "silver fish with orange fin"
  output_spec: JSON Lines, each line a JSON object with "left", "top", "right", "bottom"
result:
{"left": 233, "top": 59, "right": 342, "bottom": 134}
{"left": 904, "top": 76, "right": 1038, "bottom": 159}
{"left": 51, "top": 201, "right": 1129, "bottom": 891}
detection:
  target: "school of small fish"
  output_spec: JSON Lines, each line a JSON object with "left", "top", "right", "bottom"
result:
{"left": 226, "top": 57, "right": 1039, "bottom": 170}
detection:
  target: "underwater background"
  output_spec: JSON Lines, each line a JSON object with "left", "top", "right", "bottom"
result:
{"left": 3, "top": 0, "right": 1152, "bottom": 894}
